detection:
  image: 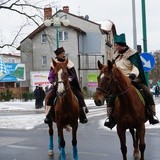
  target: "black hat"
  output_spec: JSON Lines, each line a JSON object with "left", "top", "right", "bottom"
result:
{"left": 54, "top": 47, "right": 65, "bottom": 55}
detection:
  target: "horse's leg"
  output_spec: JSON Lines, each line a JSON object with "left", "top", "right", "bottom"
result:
{"left": 117, "top": 126, "right": 127, "bottom": 160}
{"left": 57, "top": 124, "right": 66, "bottom": 160}
{"left": 129, "top": 128, "right": 139, "bottom": 159}
{"left": 48, "top": 122, "right": 54, "bottom": 156}
{"left": 72, "top": 122, "right": 79, "bottom": 160}
{"left": 137, "top": 124, "right": 146, "bottom": 160}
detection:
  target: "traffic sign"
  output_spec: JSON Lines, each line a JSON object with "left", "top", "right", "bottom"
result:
{"left": 140, "top": 52, "right": 155, "bottom": 72}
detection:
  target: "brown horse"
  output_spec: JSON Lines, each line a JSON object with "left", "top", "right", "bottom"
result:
{"left": 47, "top": 58, "right": 79, "bottom": 160}
{"left": 94, "top": 60, "right": 146, "bottom": 160}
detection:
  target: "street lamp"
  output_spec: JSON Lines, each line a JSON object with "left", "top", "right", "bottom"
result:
{"left": 44, "top": 14, "right": 70, "bottom": 48}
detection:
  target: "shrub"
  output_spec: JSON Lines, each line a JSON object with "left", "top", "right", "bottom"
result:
{"left": 0, "top": 90, "right": 13, "bottom": 101}
{"left": 22, "top": 91, "right": 34, "bottom": 101}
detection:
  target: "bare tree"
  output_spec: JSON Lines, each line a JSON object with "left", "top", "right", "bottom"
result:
{"left": 0, "top": 0, "right": 55, "bottom": 51}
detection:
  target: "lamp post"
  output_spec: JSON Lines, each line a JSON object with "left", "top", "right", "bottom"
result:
{"left": 44, "top": 10, "right": 70, "bottom": 48}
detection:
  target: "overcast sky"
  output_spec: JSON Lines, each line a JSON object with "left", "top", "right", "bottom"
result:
{"left": 0, "top": 0, "right": 159, "bottom": 53}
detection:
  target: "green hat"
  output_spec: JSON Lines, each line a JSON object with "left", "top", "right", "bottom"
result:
{"left": 114, "top": 33, "right": 126, "bottom": 46}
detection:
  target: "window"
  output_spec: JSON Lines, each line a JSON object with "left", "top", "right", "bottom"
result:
{"left": 42, "top": 56, "right": 47, "bottom": 66}
{"left": 59, "top": 31, "right": 68, "bottom": 41}
{"left": 107, "top": 34, "right": 111, "bottom": 42}
{"left": 41, "top": 33, "right": 47, "bottom": 43}
{"left": 8, "top": 58, "right": 15, "bottom": 63}
{"left": 105, "top": 34, "right": 112, "bottom": 47}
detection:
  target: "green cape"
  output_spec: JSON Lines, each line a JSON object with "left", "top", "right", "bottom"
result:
{"left": 128, "top": 52, "right": 148, "bottom": 86}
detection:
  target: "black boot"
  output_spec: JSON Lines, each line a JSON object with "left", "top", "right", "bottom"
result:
{"left": 148, "top": 115, "right": 159, "bottom": 125}
{"left": 79, "top": 107, "right": 88, "bottom": 124}
{"left": 104, "top": 117, "right": 116, "bottom": 129}
{"left": 147, "top": 105, "right": 159, "bottom": 125}
{"left": 44, "top": 115, "right": 52, "bottom": 124}
{"left": 84, "top": 106, "right": 89, "bottom": 114}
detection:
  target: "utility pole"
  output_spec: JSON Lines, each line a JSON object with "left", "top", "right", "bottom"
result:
{"left": 141, "top": 0, "right": 149, "bottom": 85}
{"left": 132, "top": 0, "right": 137, "bottom": 50}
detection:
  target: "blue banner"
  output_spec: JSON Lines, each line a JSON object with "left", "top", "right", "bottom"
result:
{"left": 0, "top": 62, "right": 26, "bottom": 82}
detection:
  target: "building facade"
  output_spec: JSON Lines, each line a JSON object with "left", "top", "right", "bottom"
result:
{"left": 18, "top": 6, "right": 116, "bottom": 95}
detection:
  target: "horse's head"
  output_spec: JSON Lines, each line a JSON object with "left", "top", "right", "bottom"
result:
{"left": 94, "top": 60, "right": 116, "bottom": 106}
{"left": 94, "top": 60, "right": 131, "bottom": 106}
{"left": 52, "top": 58, "right": 69, "bottom": 95}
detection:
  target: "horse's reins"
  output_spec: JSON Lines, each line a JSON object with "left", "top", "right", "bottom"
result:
{"left": 96, "top": 70, "right": 130, "bottom": 97}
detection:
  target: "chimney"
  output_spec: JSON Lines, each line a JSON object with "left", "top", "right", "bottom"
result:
{"left": 44, "top": 7, "right": 52, "bottom": 19}
{"left": 63, "top": 6, "right": 69, "bottom": 13}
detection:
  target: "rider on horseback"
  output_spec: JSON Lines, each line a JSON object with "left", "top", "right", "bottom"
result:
{"left": 44, "top": 47, "right": 88, "bottom": 124}
{"left": 104, "top": 33, "right": 159, "bottom": 129}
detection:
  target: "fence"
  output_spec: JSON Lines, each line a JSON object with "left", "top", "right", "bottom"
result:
{"left": 0, "top": 87, "right": 29, "bottom": 99}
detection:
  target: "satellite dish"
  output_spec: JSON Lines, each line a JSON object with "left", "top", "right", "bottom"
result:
{"left": 85, "top": 15, "right": 89, "bottom": 20}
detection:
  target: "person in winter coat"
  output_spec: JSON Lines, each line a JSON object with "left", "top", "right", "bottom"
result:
{"left": 34, "top": 86, "right": 39, "bottom": 109}
{"left": 34, "top": 85, "right": 45, "bottom": 109}
{"left": 104, "top": 33, "right": 159, "bottom": 129}
{"left": 44, "top": 47, "right": 88, "bottom": 124}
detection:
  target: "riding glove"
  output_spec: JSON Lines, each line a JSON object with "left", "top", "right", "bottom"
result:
{"left": 129, "top": 73, "right": 136, "bottom": 82}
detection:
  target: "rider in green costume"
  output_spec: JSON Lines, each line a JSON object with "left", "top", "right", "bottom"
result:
{"left": 104, "top": 33, "right": 159, "bottom": 129}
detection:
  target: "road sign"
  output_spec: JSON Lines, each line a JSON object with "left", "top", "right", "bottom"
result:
{"left": 140, "top": 52, "right": 155, "bottom": 72}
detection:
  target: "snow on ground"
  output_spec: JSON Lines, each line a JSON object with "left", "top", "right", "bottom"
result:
{"left": 0, "top": 98, "right": 160, "bottom": 131}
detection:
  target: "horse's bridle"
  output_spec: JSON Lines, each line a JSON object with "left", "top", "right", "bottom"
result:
{"left": 96, "top": 71, "right": 130, "bottom": 97}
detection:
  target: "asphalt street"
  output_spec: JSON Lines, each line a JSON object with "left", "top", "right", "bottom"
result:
{"left": 0, "top": 106, "right": 160, "bottom": 160}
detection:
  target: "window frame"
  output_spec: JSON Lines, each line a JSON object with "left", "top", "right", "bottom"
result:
{"left": 41, "top": 33, "right": 47, "bottom": 43}
{"left": 41, "top": 55, "right": 47, "bottom": 66}
{"left": 59, "top": 31, "right": 68, "bottom": 41}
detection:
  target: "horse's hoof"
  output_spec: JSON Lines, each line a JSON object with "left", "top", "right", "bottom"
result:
{"left": 48, "top": 150, "right": 54, "bottom": 156}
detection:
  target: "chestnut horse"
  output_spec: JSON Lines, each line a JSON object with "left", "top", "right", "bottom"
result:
{"left": 47, "top": 58, "right": 79, "bottom": 160}
{"left": 94, "top": 60, "right": 146, "bottom": 160}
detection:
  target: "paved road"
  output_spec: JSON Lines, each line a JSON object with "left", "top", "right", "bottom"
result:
{"left": 0, "top": 106, "right": 160, "bottom": 160}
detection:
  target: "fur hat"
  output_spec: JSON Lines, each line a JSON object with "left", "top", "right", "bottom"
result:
{"left": 54, "top": 47, "right": 65, "bottom": 55}
{"left": 114, "top": 33, "right": 126, "bottom": 46}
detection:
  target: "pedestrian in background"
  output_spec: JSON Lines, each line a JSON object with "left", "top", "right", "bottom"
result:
{"left": 155, "top": 84, "right": 159, "bottom": 97}
{"left": 39, "top": 86, "right": 46, "bottom": 108}
{"left": 34, "top": 86, "right": 39, "bottom": 109}
{"left": 34, "top": 85, "right": 45, "bottom": 109}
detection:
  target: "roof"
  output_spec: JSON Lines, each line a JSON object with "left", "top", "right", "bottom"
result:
{"left": 0, "top": 53, "right": 20, "bottom": 57}
{"left": 17, "top": 9, "right": 112, "bottom": 50}
{"left": 97, "top": 20, "right": 116, "bottom": 35}
{"left": 18, "top": 10, "right": 88, "bottom": 46}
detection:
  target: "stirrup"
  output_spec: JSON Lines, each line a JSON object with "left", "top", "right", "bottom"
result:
{"left": 104, "top": 118, "right": 116, "bottom": 129}
{"left": 83, "top": 106, "right": 89, "bottom": 114}
{"left": 79, "top": 108, "right": 88, "bottom": 124}
{"left": 44, "top": 117, "right": 51, "bottom": 124}
{"left": 148, "top": 115, "right": 159, "bottom": 125}
{"left": 80, "top": 118, "right": 88, "bottom": 124}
